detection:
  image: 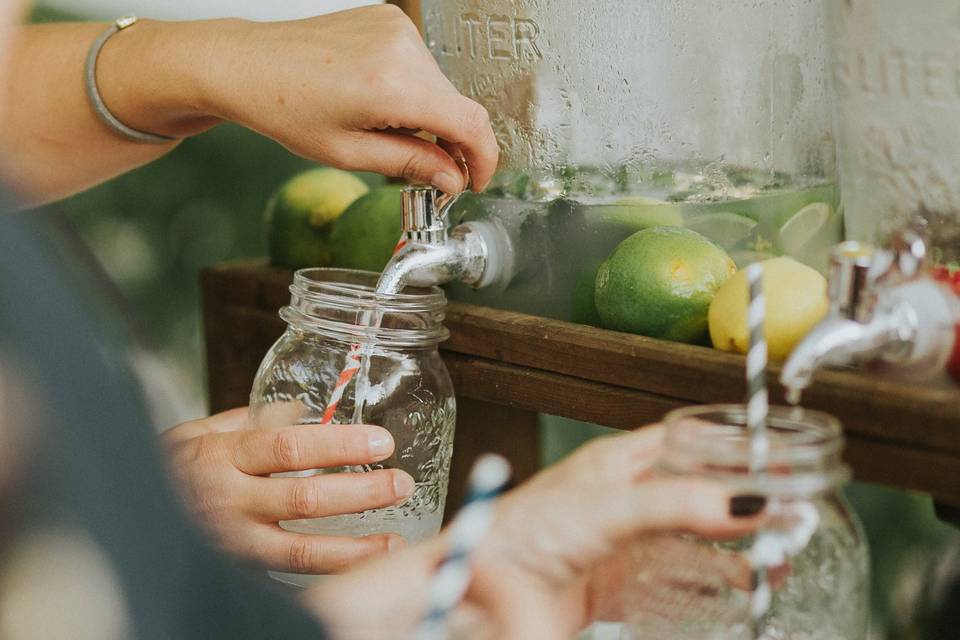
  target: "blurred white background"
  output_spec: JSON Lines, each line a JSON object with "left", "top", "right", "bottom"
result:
{"left": 43, "top": 0, "right": 380, "bottom": 21}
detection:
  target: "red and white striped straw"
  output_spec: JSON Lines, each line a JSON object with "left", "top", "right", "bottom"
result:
{"left": 320, "top": 349, "right": 362, "bottom": 424}
{"left": 319, "top": 236, "right": 409, "bottom": 425}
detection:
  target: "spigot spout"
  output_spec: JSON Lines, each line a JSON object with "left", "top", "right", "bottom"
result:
{"left": 780, "top": 314, "right": 901, "bottom": 401}
{"left": 378, "top": 226, "right": 490, "bottom": 291}
{"left": 381, "top": 185, "right": 509, "bottom": 293}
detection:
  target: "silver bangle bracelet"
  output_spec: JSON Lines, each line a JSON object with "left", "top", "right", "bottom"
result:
{"left": 85, "top": 16, "right": 178, "bottom": 144}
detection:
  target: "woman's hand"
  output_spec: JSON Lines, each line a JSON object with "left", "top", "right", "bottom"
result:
{"left": 305, "top": 424, "right": 768, "bottom": 639}
{"left": 102, "top": 5, "right": 497, "bottom": 194}
{"left": 3, "top": 5, "right": 497, "bottom": 205}
{"left": 192, "top": 6, "right": 499, "bottom": 194}
{"left": 161, "top": 407, "right": 414, "bottom": 575}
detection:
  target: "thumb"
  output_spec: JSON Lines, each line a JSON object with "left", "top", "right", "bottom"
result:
{"left": 334, "top": 130, "right": 466, "bottom": 194}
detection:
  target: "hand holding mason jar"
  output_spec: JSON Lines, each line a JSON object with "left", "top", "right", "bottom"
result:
{"left": 163, "top": 409, "right": 782, "bottom": 637}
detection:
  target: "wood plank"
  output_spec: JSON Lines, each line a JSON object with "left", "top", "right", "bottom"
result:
{"left": 446, "top": 355, "right": 960, "bottom": 507}
{"left": 443, "top": 353, "right": 685, "bottom": 429}
{"left": 201, "top": 265, "right": 287, "bottom": 411}
{"left": 441, "top": 302, "right": 960, "bottom": 456}
{"left": 200, "top": 260, "right": 960, "bottom": 505}
{"left": 445, "top": 398, "right": 539, "bottom": 523}
{"left": 845, "top": 436, "right": 960, "bottom": 507}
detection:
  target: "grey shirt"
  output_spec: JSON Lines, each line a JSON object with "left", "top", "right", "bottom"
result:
{"left": 0, "top": 208, "right": 328, "bottom": 639}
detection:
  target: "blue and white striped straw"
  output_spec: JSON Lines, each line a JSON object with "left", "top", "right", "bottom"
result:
{"left": 414, "top": 454, "right": 512, "bottom": 640}
{"left": 745, "top": 262, "right": 771, "bottom": 637}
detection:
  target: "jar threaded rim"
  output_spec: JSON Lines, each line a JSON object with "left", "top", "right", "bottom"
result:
{"left": 281, "top": 268, "right": 449, "bottom": 347}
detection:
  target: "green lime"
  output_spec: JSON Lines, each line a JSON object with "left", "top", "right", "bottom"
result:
{"left": 685, "top": 212, "right": 759, "bottom": 250}
{"left": 777, "top": 202, "right": 833, "bottom": 255}
{"left": 594, "top": 227, "right": 737, "bottom": 343}
{"left": 329, "top": 185, "right": 404, "bottom": 272}
{"left": 266, "top": 167, "right": 369, "bottom": 268}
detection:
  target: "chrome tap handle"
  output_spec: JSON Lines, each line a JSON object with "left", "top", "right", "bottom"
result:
{"left": 888, "top": 227, "right": 927, "bottom": 279}
{"left": 829, "top": 241, "right": 878, "bottom": 322}
{"left": 401, "top": 186, "right": 462, "bottom": 245}
{"left": 400, "top": 158, "right": 470, "bottom": 245}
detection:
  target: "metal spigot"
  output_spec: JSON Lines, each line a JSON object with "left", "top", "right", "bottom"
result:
{"left": 780, "top": 242, "right": 906, "bottom": 402}
{"left": 828, "top": 241, "right": 878, "bottom": 321}
{"left": 400, "top": 186, "right": 459, "bottom": 246}
{"left": 376, "top": 185, "right": 510, "bottom": 294}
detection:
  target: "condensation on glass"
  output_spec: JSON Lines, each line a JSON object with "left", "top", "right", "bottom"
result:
{"left": 827, "top": 0, "right": 960, "bottom": 245}
{"left": 248, "top": 269, "right": 456, "bottom": 587}
{"left": 424, "top": 0, "right": 842, "bottom": 318}
{"left": 425, "top": 0, "right": 834, "bottom": 189}
{"left": 621, "top": 405, "right": 869, "bottom": 640}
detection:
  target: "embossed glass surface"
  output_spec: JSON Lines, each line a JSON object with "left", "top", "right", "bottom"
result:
{"left": 827, "top": 1, "right": 960, "bottom": 244}
{"left": 622, "top": 406, "right": 869, "bottom": 640}
{"left": 423, "top": 0, "right": 834, "bottom": 194}
{"left": 248, "top": 269, "right": 455, "bottom": 587}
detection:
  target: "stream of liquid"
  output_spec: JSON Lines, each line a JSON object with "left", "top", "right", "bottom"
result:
{"left": 348, "top": 250, "right": 410, "bottom": 426}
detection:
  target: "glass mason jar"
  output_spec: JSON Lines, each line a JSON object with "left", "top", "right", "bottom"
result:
{"left": 826, "top": 1, "right": 960, "bottom": 245}
{"left": 249, "top": 269, "right": 456, "bottom": 586}
{"left": 621, "top": 405, "right": 869, "bottom": 640}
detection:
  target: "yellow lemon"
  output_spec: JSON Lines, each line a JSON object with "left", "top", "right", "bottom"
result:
{"left": 708, "top": 256, "right": 828, "bottom": 360}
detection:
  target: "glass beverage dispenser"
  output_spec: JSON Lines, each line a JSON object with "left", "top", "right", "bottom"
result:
{"left": 826, "top": 0, "right": 960, "bottom": 245}
{"left": 423, "top": 0, "right": 841, "bottom": 320}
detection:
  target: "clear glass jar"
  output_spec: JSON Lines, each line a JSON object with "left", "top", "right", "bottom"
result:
{"left": 249, "top": 269, "right": 456, "bottom": 586}
{"left": 826, "top": 1, "right": 960, "bottom": 244}
{"left": 622, "top": 405, "right": 869, "bottom": 640}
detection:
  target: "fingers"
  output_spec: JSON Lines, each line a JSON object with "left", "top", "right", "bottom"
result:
{"left": 595, "top": 424, "right": 665, "bottom": 471}
{"left": 335, "top": 130, "right": 466, "bottom": 195}
{"left": 410, "top": 94, "right": 499, "bottom": 192}
{"left": 161, "top": 406, "right": 252, "bottom": 444}
{"left": 604, "top": 477, "right": 767, "bottom": 543}
{"left": 231, "top": 423, "right": 395, "bottom": 475}
{"left": 245, "top": 469, "right": 415, "bottom": 522}
{"left": 198, "top": 407, "right": 251, "bottom": 433}
{"left": 563, "top": 425, "right": 764, "bottom": 542}
{"left": 245, "top": 526, "right": 404, "bottom": 574}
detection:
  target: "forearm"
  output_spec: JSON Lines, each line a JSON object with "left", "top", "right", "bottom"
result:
{"left": 0, "top": 20, "right": 223, "bottom": 206}
{"left": 0, "top": 6, "right": 499, "bottom": 209}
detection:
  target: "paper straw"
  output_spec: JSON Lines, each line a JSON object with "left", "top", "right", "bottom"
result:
{"left": 320, "top": 237, "right": 409, "bottom": 425}
{"left": 744, "top": 262, "right": 770, "bottom": 638}
{"left": 319, "top": 349, "right": 361, "bottom": 424}
{"left": 414, "top": 454, "right": 512, "bottom": 640}
{"left": 745, "top": 262, "right": 769, "bottom": 469}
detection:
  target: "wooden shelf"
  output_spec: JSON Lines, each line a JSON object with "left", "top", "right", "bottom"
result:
{"left": 201, "top": 260, "right": 960, "bottom": 508}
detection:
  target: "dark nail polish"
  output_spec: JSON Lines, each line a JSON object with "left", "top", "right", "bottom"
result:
{"left": 730, "top": 495, "right": 767, "bottom": 517}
